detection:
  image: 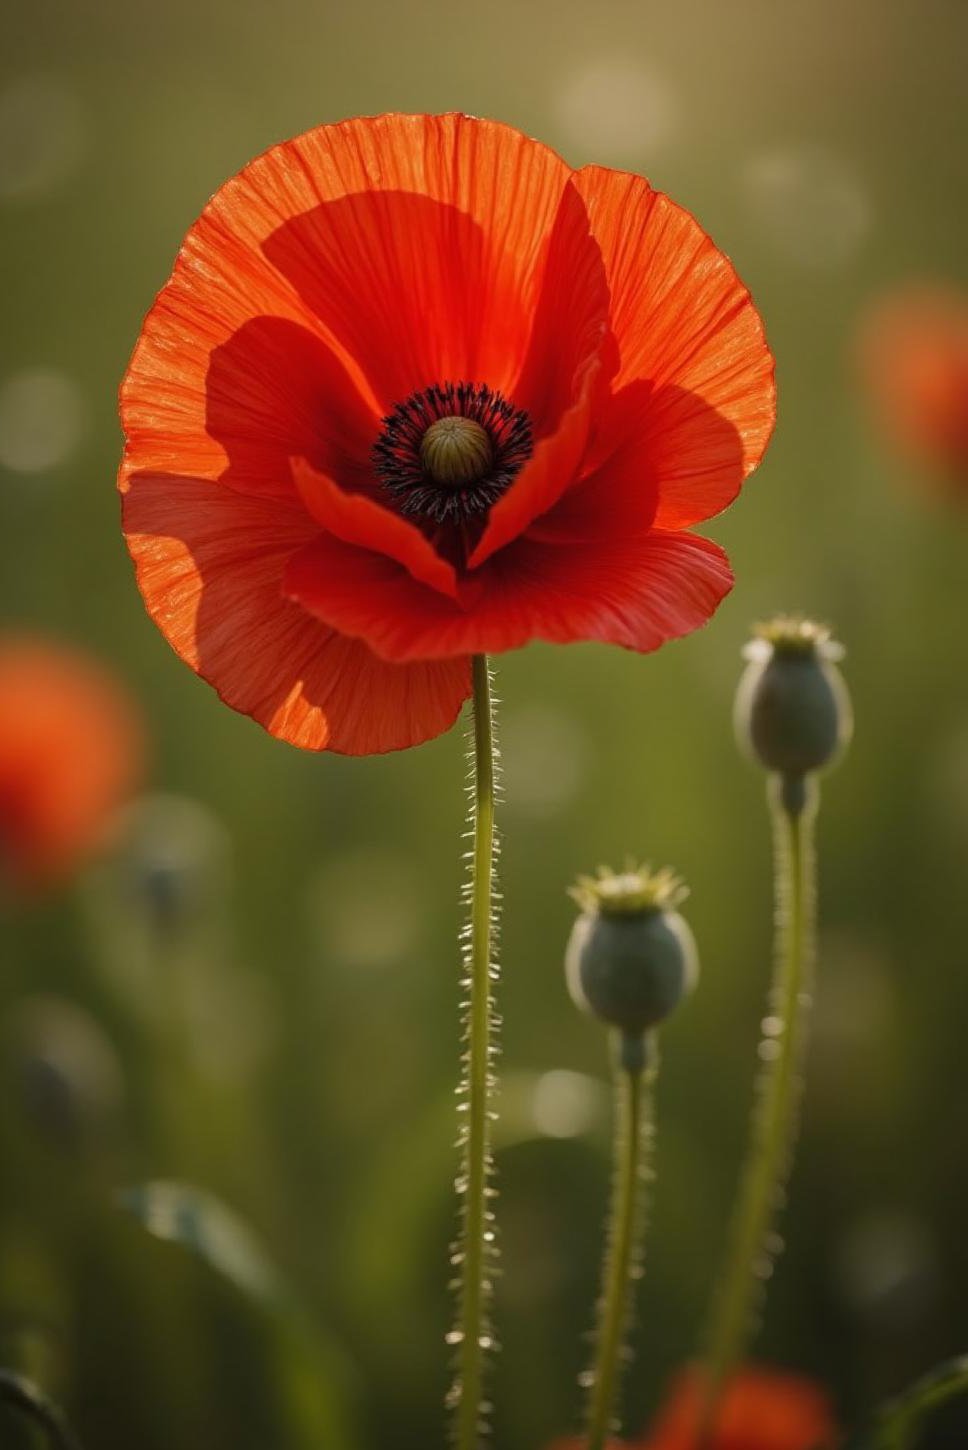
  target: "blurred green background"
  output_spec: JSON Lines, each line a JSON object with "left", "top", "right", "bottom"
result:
{"left": 2, "top": 0, "right": 967, "bottom": 1445}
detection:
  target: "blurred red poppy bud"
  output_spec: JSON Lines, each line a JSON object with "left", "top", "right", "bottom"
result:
{"left": 565, "top": 864, "right": 698, "bottom": 1070}
{"left": 0, "top": 636, "right": 144, "bottom": 892}
{"left": 857, "top": 282, "right": 968, "bottom": 498}
{"left": 642, "top": 1364, "right": 839, "bottom": 1450}
{"left": 734, "top": 618, "right": 851, "bottom": 803}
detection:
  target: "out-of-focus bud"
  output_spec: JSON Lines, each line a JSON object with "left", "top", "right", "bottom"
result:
{"left": 857, "top": 282, "right": 968, "bottom": 499}
{"left": 116, "top": 793, "right": 231, "bottom": 937}
{"left": 0, "top": 635, "right": 144, "bottom": 893}
{"left": 645, "top": 1365, "right": 840, "bottom": 1450}
{"left": 2, "top": 996, "right": 124, "bottom": 1156}
{"left": 565, "top": 864, "right": 698, "bottom": 1071}
{"left": 734, "top": 618, "right": 852, "bottom": 807}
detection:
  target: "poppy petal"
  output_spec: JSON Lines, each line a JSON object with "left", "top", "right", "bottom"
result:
{"left": 121, "top": 116, "right": 607, "bottom": 515}
{"left": 122, "top": 308, "right": 381, "bottom": 503}
{"left": 466, "top": 364, "right": 599, "bottom": 568}
{"left": 509, "top": 179, "right": 611, "bottom": 435}
{"left": 207, "top": 114, "right": 578, "bottom": 411}
{"left": 121, "top": 471, "right": 470, "bottom": 753}
{"left": 467, "top": 180, "right": 612, "bottom": 566}
{"left": 291, "top": 458, "right": 459, "bottom": 598}
{"left": 285, "top": 526, "right": 732, "bottom": 663}
{"left": 574, "top": 166, "right": 776, "bottom": 527}
{"left": 531, "top": 376, "right": 750, "bottom": 545}
{"left": 526, "top": 382, "right": 661, "bottom": 544}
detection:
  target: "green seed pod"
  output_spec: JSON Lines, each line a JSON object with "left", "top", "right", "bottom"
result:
{"left": 565, "top": 865, "right": 699, "bottom": 1042}
{"left": 735, "top": 616, "right": 852, "bottom": 780}
{"left": 3, "top": 996, "right": 124, "bottom": 1155}
{"left": 117, "top": 792, "right": 231, "bottom": 936}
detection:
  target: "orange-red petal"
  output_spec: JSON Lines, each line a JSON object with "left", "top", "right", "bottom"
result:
{"left": 122, "top": 302, "right": 381, "bottom": 504}
{"left": 284, "top": 526, "right": 733, "bottom": 662}
{"left": 644, "top": 1366, "right": 839, "bottom": 1450}
{"left": 257, "top": 115, "right": 581, "bottom": 409}
{"left": 121, "top": 471, "right": 470, "bottom": 753}
{"left": 527, "top": 383, "right": 662, "bottom": 545}
{"left": 508, "top": 179, "right": 611, "bottom": 433}
{"left": 120, "top": 116, "right": 617, "bottom": 535}
{"left": 574, "top": 165, "right": 776, "bottom": 528}
{"left": 533, "top": 376, "right": 750, "bottom": 546}
{"left": 467, "top": 180, "right": 612, "bottom": 565}
{"left": 121, "top": 115, "right": 582, "bottom": 476}
{"left": 205, "top": 319, "right": 381, "bottom": 498}
{"left": 467, "top": 360, "right": 600, "bottom": 567}
{"left": 291, "top": 457, "right": 458, "bottom": 597}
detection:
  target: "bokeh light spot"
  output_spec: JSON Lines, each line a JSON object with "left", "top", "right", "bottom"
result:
{"left": 0, "top": 74, "right": 88, "bottom": 203}
{"left": 552, "top": 57, "right": 678, "bottom": 164}
{"left": 0, "top": 368, "right": 85, "bottom": 474}
{"left": 742, "top": 143, "right": 871, "bottom": 268}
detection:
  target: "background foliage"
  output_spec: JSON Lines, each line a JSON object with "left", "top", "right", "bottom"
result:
{"left": 2, "top": 0, "right": 967, "bottom": 1445}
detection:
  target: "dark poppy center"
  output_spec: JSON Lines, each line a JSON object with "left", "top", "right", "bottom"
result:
{"left": 373, "top": 381, "right": 533, "bottom": 525}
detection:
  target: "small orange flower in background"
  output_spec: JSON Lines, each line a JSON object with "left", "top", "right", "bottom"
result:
{"left": 546, "top": 1368, "right": 837, "bottom": 1450}
{"left": 0, "top": 637, "right": 144, "bottom": 891}
{"left": 643, "top": 1366, "right": 840, "bottom": 1450}
{"left": 120, "top": 113, "right": 775, "bottom": 755}
{"left": 858, "top": 282, "right": 968, "bottom": 497}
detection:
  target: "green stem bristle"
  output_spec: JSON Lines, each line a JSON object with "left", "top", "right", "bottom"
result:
{"left": 584, "top": 1045, "right": 657, "bottom": 1450}
{"left": 449, "top": 656, "right": 500, "bottom": 1450}
{"left": 700, "top": 775, "right": 818, "bottom": 1433}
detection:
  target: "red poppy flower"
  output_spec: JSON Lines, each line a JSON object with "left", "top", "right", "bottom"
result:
{"left": 643, "top": 1366, "right": 839, "bottom": 1450}
{"left": 0, "top": 637, "right": 144, "bottom": 890}
{"left": 120, "top": 113, "right": 775, "bottom": 754}
{"left": 858, "top": 283, "right": 968, "bottom": 497}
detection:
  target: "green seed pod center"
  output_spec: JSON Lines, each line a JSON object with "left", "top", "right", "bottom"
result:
{"left": 420, "top": 416, "right": 494, "bottom": 488}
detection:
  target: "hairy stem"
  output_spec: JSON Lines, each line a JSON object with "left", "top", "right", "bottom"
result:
{"left": 701, "top": 775, "right": 817, "bottom": 1434}
{"left": 585, "top": 1047, "right": 655, "bottom": 1450}
{"left": 451, "top": 655, "right": 499, "bottom": 1450}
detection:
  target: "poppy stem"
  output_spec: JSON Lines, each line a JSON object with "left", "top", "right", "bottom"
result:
{"left": 867, "top": 1353, "right": 968, "bottom": 1450}
{"left": 451, "top": 654, "right": 499, "bottom": 1450}
{"left": 0, "top": 1370, "right": 84, "bottom": 1450}
{"left": 585, "top": 1043, "right": 656, "bottom": 1450}
{"left": 700, "top": 775, "right": 818, "bottom": 1439}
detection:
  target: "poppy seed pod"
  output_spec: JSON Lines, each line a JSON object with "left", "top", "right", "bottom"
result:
{"left": 4, "top": 997, "right": 124, "bottom": 1155}
{"left": 565, "top": 865, "right": 699, "bottom": 1058}
{"left": 116, "top": 793, "right": 231, "bottom": 937}
{"left": 734, "top": 617, "right": 852, "bottom": 783}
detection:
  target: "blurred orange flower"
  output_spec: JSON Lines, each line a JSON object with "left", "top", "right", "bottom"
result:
{"left": 547, "top": 1366, "right": 838, "bottom": 1450}
{"left": 858, "top": 283, "right": 968, "bottom": 497}
{"left": 643, "top": 1366, "right": 839, "bottom": 1450}
{"left": 0, "top": 637, "right": 144, "bottom": 890}
{"left": 120, "top": 113, "right": 774, "bottom": 755}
